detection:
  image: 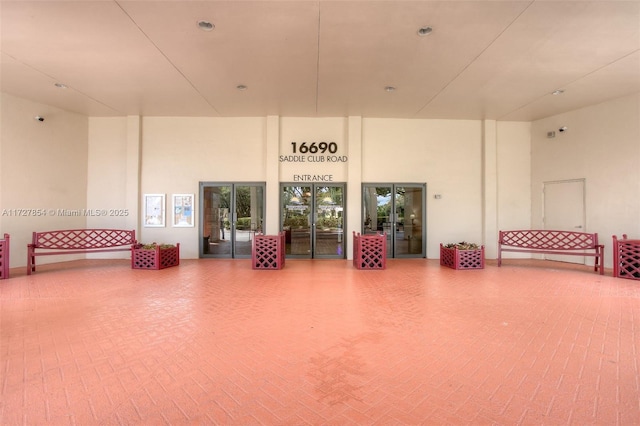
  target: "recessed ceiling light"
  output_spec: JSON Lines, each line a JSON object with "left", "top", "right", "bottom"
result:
{"left": 384, "top": 86, "right": 396, "bottom": 92}
{"left": 197, "top": 20, "right": 214, "bottom": 31}
{"left": 552, "top": 89, "right": 565, "bottom": 95}
{"left": 236, "top": 85, "right": 248, "bottom": 91}
{"left": 54, "top": 83, "right": 67, "bottom": 89}
{"left": 417, "top": 26, "right": 433, "bottom": 36}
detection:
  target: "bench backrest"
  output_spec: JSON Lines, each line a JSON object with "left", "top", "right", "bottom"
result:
{"left": 499, "top": 230, "right": 598, "bottom": 250}
{"left": 32, "top": 229, "right": 136, "bottom": 250}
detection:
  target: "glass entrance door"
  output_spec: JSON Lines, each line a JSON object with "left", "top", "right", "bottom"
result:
{"left": 281, "top": 184, "right": 345, "bottom": 259}
{"left": 362, "top": 184, "right": 425, "bottom": 258}
{"left": 200, "top": 183, "right": 265, "bottom": 258}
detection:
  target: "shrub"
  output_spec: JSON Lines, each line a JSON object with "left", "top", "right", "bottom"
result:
{"left": 283, "top": 216, "right": 309, "bottom": 228}
{"left": 236, "top": 217, "right": 251, "bottom": 230}
{"left": 138, "top": 243, "right": 176, "bottom": 250}
{"left": 444, "top": 241, "right": 480, "bottom": 250}
{"left": 317, "top": 217, "right": 342, "bottom": 228}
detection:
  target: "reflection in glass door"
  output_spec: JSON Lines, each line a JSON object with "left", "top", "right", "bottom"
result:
{"left": 281, "top": 184, "right": 345, "bottom": 259}
{"left": 362, "top": 184, "right": 425, "bottom": 258}
{"left": 200, "top": 183, "right": 264, "bottom": 258}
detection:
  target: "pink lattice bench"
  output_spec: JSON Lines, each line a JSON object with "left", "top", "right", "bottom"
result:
{"left": 27, "top": 229, "right": 136, "bottom": 275}
{"left": 0, "top": 233, "right": 10, "bottom": 279}
{"left": 498, "top": 230, "right": 604, "bottom": 275}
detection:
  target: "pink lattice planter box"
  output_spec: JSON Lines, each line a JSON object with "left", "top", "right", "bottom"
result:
{"left": 252, "top": 232, "right": 285, "bottom": 270}
{"left": 440, "top": 244, "right": 485, "bottom": 270}
{"left": 353, "top": 232, "right": 386, "bottom": 270}
{"left": 131, "top": 243, "right": 180, "bottom": 270}
{"left": 612, "top": 235, "right": 640, "bottom": 281}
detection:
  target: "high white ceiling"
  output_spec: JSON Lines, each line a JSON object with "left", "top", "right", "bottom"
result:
{"left": 1, "top": 0, "right": 639, "bottom": 121}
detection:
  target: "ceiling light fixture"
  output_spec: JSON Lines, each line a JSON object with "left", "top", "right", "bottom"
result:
{"left": 236, "top": 85, "right": 247, "bottom": 91}
{"left": 384, "top": 86, "right": 396, "bottom": 92}
{"left": 552, "top": 89, "right": 565, "bottom": 95}
{"left": 417, "top": 26, "right": 433, "bottom": 36}
{"left": 197, "top": 20, "right": 214, "bottom": 31}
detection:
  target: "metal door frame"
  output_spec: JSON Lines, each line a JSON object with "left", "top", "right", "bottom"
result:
{"left": 199, "top": 182, "right": 265, "bottom": 258}
{"left": 362, "top": 183, "right": 427, "bottom": 258}
{"left": 280, "top": 183, "right": 346, "bottom": 259}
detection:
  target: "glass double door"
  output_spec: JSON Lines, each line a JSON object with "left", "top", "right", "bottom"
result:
{"left": 200, "top": 182, "right": 265, "bottom": 258}
{"left": 362, "top": 184, "right": 426, "bottom": 258}
{"left": 281, "top": 184, "right": 345, "bottom": 259}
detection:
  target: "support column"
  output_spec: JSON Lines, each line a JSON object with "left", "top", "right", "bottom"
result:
{"left": 265, "top": 116, "right": 280, "bottom": 234}
{"left": 347, "top": 116, "right": 363, "bottom": 260}
{"left": 482, "top": 119, "right": 498, "bottom": 258}
{"left": 125, "top": 116, "right": 142, "bottom": 234}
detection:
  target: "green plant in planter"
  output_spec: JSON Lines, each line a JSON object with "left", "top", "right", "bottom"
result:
{"left": 444, "top": 241, "right": 480, "bottom": 250}
{"left": 139, "top": 243, "right": 176, "bottom": 250}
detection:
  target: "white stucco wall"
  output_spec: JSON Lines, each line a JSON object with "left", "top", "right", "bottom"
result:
{"left": 531, "top": 93, "right": 640, "bottom": 268}
{"left": 0, "top": 93, "right": 89, "bottom": 267}
{"left": 496, "top": 121, "right": 532, "bottom": 259}
{"left": 85, "top": 117, "right": 131, "bottom": 258}
{"left": 279, "top": 117, "right": 349, "bottom": 182}
{"left": 362, "top": 118, "right": 484, "bottom": 256}
{"left": 15, "top": 88, "right": 628, "bottom": 268}
{"left": 83, "top": 115, "right": 509, "bottom": 259}
{"left": 138, "top": 117, "right": 267, "bottom": 258}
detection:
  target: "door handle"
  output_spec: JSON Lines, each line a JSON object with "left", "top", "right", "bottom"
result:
{"left": 575, "top": 225, "right": 583, "bottom": 229}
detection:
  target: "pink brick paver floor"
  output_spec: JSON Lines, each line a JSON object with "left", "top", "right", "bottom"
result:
{"left": 1, "top": 258, "right": 639, "bottom": 425}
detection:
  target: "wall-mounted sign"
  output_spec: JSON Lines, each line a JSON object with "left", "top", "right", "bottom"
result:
{"left": 279, "top": 155, "right": 348, "bottom": 163}
{"left": 293, "top": 174, "right": 334, "bottom": 182}
{"left": 291, "top": 141, "right": 337, "bottom": 154}
{"left": 279, "top": 141, "right": 348, "bottom": 163}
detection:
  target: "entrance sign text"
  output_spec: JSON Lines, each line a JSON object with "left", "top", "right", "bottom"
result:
{"left": 293, "top": 174, "right": 334, "bottom": 182}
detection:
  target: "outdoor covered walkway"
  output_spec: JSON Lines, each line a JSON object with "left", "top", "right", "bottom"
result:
{"left": 1, "top": 258, "right": 638, "bottom": 425}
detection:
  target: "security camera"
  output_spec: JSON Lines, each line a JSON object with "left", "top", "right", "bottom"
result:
{"left": 558, "top": 126, "right": 567, "bottom": 132}
{"left": 35, "top": 116, "right": 44, "bottom": 122}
